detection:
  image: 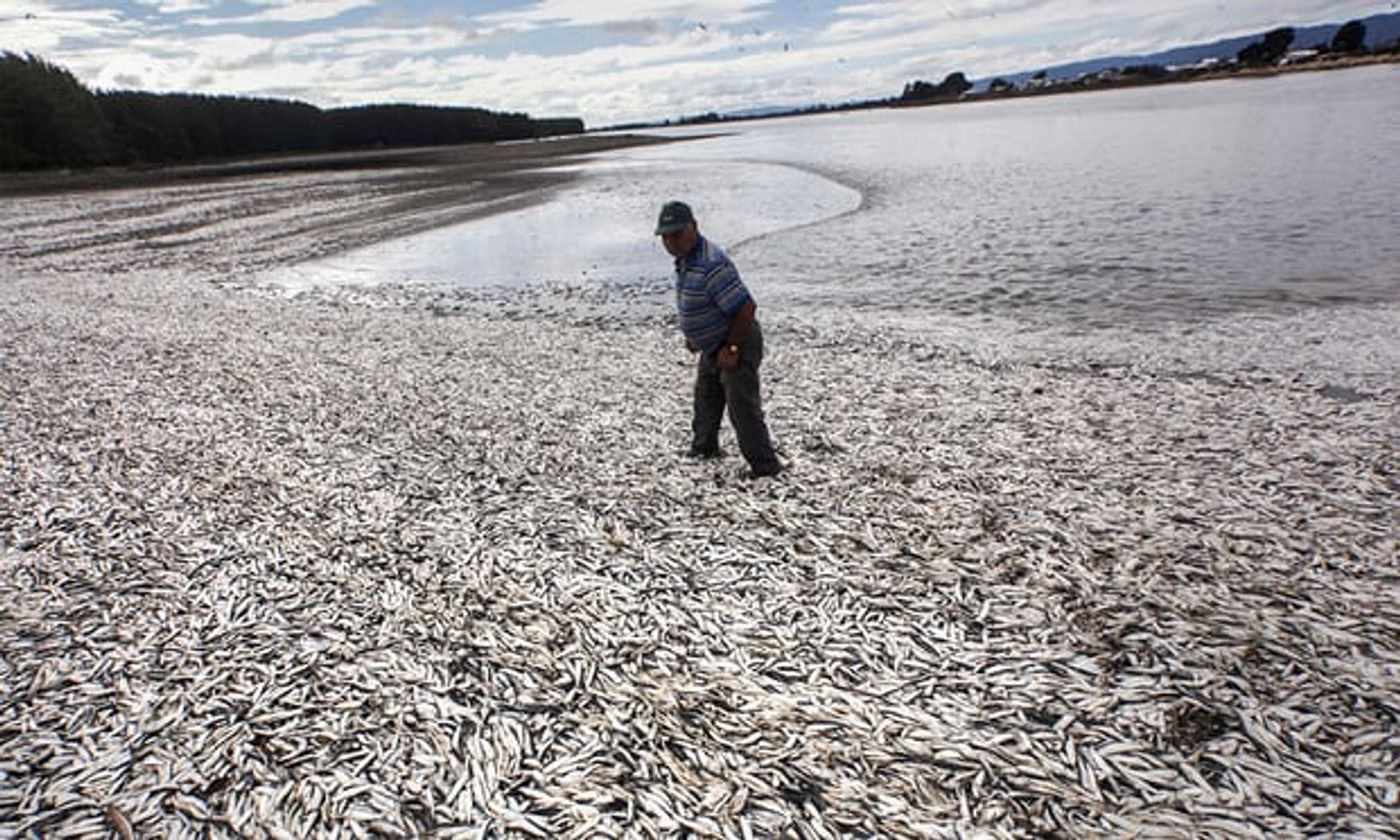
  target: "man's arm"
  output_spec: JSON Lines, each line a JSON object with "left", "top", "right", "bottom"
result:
{"left": 717, "top": 299, "right": 756, "bottom": 370}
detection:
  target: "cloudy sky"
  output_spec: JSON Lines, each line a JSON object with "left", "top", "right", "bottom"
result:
{"left": 2, "top": 1, "right": 1393, "bottom": 126}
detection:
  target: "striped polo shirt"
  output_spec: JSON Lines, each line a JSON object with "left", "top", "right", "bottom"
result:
{"left": 675, "top": 236, "right": 752, "bottom": 353}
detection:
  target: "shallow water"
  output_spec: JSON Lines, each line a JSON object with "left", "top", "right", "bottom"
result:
{"left": 271, "top": 65, "right": 1400, "bottom": 330}
{"left": 268, "top": 159, "right": 859, "bottom": 291}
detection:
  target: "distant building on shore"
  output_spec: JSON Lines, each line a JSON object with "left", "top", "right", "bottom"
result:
{"left": 1280, "top": 49, "right": 1321, "bottom": 66}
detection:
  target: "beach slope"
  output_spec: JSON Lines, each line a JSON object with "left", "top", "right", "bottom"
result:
{"left": 1, "top": 139, "right": 1396, "bottom": 837}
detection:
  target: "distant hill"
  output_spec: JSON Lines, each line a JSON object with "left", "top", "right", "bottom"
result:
{"left": 980, "top": 10, "right": 1400, "bottom": 90}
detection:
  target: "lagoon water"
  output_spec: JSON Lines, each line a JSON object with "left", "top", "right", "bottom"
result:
{"left": 272, "top": 65, "right": 1399, "bottom": 331}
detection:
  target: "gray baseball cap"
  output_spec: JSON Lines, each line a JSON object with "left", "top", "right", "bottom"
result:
{"left": 654, "top": 201, "right": 694, "bottom": 235}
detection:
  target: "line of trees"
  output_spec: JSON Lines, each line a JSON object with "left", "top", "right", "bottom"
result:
{"left": 1236, "top": 19, "right": 1382, "bottom": 66}
{"left": 899, "top": 72, "right": 972, "bottom": 103}
{"left": 891, "top": 17, "right": 1390, "bottom": 108}
{"left": 1236, "top": 27, "right": 1298, "bottom": 66}
{"left": 1329, "top": 20, "right": 1368, "bottom": 53}
{"left": 0, "top": 52, "right": 584, "bottom": 171}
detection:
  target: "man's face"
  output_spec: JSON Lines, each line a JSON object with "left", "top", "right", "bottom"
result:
{"left": 661, "top": 222, "right": 698, "bottom": 258}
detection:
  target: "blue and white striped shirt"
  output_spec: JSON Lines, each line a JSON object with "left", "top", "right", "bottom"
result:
{"left": 674, "top": 236, "right": 752, "bottom": 353}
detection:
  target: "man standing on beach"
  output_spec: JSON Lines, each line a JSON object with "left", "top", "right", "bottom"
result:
{"left": 656, "top": 201, "right": 781, "bottom": 478}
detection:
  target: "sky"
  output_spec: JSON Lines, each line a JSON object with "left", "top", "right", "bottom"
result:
{"left": 2, "top": 1, "right": 1394, "bottom": 126}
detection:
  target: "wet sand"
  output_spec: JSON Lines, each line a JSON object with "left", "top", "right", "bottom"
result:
{"left": 1, "top": 139, "right": 1396, "bottom": 837}
{"left": 0, "top": 134, "right": 676, "bottom": 276}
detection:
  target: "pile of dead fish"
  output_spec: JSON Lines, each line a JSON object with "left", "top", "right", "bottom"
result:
{"left": 1, "top": 178, "right": 1396, "bottom": 838}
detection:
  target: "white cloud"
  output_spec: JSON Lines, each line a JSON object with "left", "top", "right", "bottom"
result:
{"left": 0, "top": 2, "right": 135, "bottom": 54}
{"left": 4, "top": 0, "right": 1389, "bottom": 127}
{"left": 131, "top": 0, "right": 216, "bottom": 13}
{"left": 477, "top": 0, "right": 773, "bottom": 29}
{"left": 209, "top": 0, "right": 377, "bottom": 25}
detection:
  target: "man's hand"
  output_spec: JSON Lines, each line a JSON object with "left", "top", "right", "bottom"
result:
{"left": 717, "top": 343, "right": 740, "bottom": 371}
{"left": 717, "top": 301, "right": 755, "bottom": 372}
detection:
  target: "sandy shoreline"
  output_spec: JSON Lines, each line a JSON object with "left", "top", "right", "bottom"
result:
{"left": 1, "top": 140, "right": 1397, "bottom": 837}
{"left": 0, "top": 134, "right": 677, "bottom": 278}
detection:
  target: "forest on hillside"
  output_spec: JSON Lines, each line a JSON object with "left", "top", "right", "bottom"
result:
{"left": 0, "top": 52, "right": 584, "bottom": 171}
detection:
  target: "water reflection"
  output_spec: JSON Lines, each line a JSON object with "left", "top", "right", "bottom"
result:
{"left": 267, "top": 159, "right": 860, "bottom": 292}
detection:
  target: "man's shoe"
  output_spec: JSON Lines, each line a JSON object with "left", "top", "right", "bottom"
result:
{"left": 687, "top": 446, "right": 723, "bottom": 460}
{"left": 746, "top": 462, "right": 783, "bottom": 479}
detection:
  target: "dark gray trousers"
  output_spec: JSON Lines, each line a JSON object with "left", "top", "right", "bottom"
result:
{"left": 693, "top": 322, "right": 779, "bottom": 473}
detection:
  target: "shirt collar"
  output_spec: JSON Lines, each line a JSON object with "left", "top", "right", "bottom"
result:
{"left": 675, "top": 235, "right": 705, "bottom": 270}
